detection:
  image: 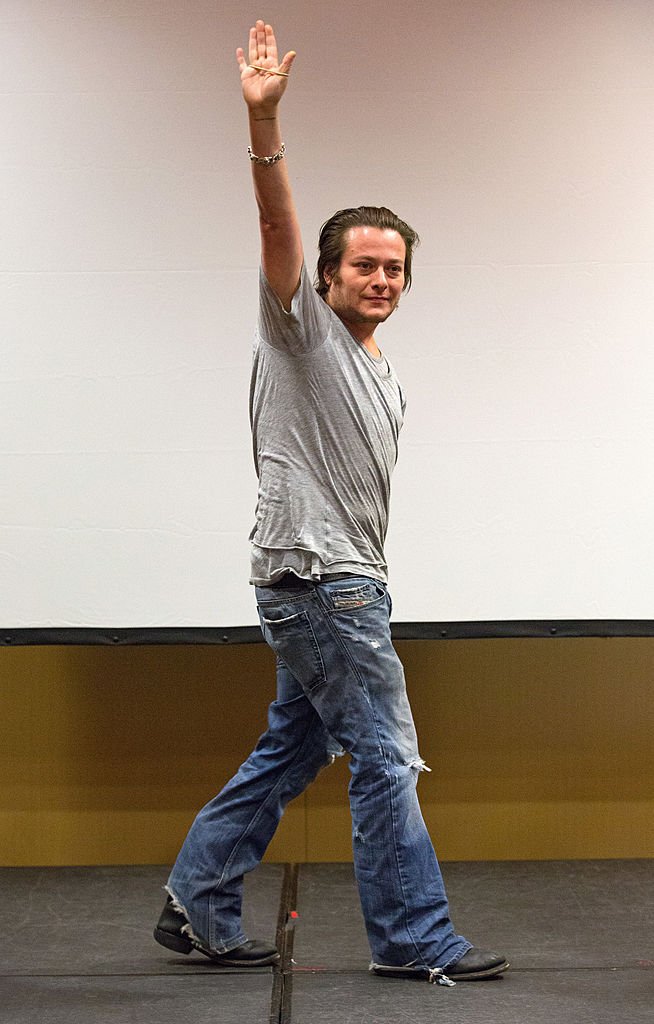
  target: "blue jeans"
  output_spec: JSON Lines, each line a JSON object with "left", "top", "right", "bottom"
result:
{"left": 167, "top": 576, "right": 470, "bottom": 972}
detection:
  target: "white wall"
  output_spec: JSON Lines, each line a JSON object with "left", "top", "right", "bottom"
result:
{"left": 1, "top": 1, "right": 653, "bottom": 628}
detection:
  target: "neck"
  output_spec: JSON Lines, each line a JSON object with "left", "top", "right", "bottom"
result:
{"left": 335, "top": 313, "right": 381, "bottom": 357}
{"left": 361, "top": 336, "right": 381, "bottom": 358}
{"left": 354, "top": 328, "right": 381, "bottom": 358}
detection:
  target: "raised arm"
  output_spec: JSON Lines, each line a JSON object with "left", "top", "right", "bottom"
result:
{"left": 236, "top": 20, "right": 302, "bottom": 311}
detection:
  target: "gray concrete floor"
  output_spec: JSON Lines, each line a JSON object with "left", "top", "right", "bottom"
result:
{"left": 1, "top": 861, "right": 652, "bottom": 1024}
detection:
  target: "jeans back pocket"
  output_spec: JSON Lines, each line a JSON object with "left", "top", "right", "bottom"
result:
{"left": 259, "top": 607, "right": 326, "bottom": 692}
{"left": 330, "top": 581, "right": 385, "bottom": 612}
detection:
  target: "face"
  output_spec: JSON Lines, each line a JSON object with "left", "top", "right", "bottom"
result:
{"left": 324, "top": 226, "right": 406, "bottom": 337}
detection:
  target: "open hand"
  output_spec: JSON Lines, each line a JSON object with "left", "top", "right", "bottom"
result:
{"left": 236, "top": 20, "right": 296, "bottom": 112}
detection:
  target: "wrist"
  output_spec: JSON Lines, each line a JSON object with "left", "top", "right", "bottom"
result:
{"left": 247, "top": 103, "right": 279, "bottom": 122}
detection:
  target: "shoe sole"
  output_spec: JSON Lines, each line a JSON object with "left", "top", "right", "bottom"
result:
{"left": 207, "top": 952, "right": 281, "bottom": 967}
{"left": 153, "top": 926, "right": 280, "bottom": 966}
{"left": 153, "top": 925, "right": 193, "bottom": 955}
{"left": 371, "top": 960, "right": 510, "bottom": 982}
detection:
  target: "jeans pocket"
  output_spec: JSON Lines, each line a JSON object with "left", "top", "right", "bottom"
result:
{"left": 259, "top": 608, "right": 326, "bottom": 692}
{"left": 329, "top": 580, "right": 386, "bottom": 612}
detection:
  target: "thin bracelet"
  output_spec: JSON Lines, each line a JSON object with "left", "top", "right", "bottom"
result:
{"left": 248, "top": 142, "right": 286, "bottom": 166}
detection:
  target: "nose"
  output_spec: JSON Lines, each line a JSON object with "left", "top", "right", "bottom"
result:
{"left": 371, "top": 267, "right": 388, "bottom": 291}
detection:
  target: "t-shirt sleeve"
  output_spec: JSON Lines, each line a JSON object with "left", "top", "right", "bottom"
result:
{"left": 258, "top": 264, "right": 332, "bottom": 355}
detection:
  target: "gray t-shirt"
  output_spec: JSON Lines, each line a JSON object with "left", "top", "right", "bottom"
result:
{"left": 249, "top": 265, "right": 406, "bottom": 585}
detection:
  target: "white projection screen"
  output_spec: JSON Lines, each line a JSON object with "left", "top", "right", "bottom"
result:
{"left": 2, "top": 1, "right": 653, "bottom": 640}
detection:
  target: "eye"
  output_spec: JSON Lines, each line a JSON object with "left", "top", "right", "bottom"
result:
{"left": 387, "top": 265, "right": 403, "bottom": 276}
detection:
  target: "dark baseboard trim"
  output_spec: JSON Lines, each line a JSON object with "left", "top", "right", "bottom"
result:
{"left": 2, "top": 620, "right": 653, "bottom": 646}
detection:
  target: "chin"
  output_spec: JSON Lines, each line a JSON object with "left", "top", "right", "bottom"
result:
{"left": 368, "top": 309, "right": 394, "bottom": 323}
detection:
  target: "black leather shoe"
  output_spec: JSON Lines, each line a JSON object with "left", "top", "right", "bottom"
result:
{"left": 446, "top": 947, "right": 509, "bottom": 980}
{"left": 153, "top": 897, "right": 280, "bottom": 966}
{"left": 154, "top": 898, "right": 194, "bottom": 955}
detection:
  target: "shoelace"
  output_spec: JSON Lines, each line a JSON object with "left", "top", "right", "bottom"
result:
{"left": 369, "top": 962, "right": 456, "bottom": 986}
{"left": 428, "top": 966, "right": 456, "bottom": 986}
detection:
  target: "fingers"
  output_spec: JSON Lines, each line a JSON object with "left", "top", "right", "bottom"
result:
{"left": 248, "top": 24, "right": 258, "bottom": 65}
{"left": 248, "top": 20, "right": 270, "bottom": 64}
{"left": 245, "top": 19, "right": 285, "bottom": 67}
{"left": 236, "top": 45, "right": 257, "bottom": 81}
{"left": 279, "top": 50, "right": 297, "bottom": 76}
{"left": 239, "top": 20, "right": 295, "bottom": 80}
{"left": 263, "top": 22, "right": 278, "bottom": 64}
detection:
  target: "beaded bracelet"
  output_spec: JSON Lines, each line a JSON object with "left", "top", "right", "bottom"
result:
{"left": 248, "top": 142, "right": 286, "bottom": 166}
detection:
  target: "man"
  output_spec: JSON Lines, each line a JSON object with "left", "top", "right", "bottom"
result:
{"left": 154, "top": 20, "right": 508, "bottom": 985}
